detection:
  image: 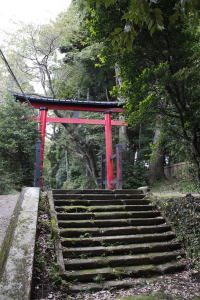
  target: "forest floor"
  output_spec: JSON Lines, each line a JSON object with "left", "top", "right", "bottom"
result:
{"left": 64, "top": 268, "right": 200, "bottom": 300}
{"left": 31, "top": 187, "right": 200, "bottom": 300}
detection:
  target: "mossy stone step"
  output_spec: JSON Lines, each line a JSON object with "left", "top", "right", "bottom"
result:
{"left": 62, "top": 260, "right": 186, "bottom": 282}
{"left": 57, "top": 211, "right": 161, "bottom": 220}
{"left": 65, "top": 281, "right": 159, "bottom": 293}
{"left": 53, "top": 194, "right": 145, "bottom": 200}
{"left": 55, "top": 204, "right": 155, "bottom": 213}
{"left": 61, "top": 232, "right": 176, "bottom": 247}
{"left": 52, "top": 189, "right": 143, "bottom": 195}
{"left": 60, "top": 224, "right": 171, "bottom": 238}
{"left": 67, "top": 284, "right": 188, "bottom": 296}
{"left": 62, "top": 241, "right": 182, "bottom": 258}
{"left": 67, "top": 283, "right": 183, "bottom": 295}
{"left": 54, "top": 199, "right": 150, "bottom": 206}
{"left": 64, "top": 250, "right": 185, "bottom": 270}
{"left": 58, "top": 217, "right": 166, "bottom": 228}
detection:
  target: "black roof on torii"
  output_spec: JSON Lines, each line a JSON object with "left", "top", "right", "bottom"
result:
{"left": 12, "top": 92, "right": 125, "bottom": 111}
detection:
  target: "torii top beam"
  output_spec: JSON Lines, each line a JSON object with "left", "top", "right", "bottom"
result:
{"left": 12, "top": 92, "right": 125, "bottom": 113}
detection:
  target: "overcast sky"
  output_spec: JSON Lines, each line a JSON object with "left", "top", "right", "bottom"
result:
{"left": 0, "top": 0, "right": 72, "bottom": 42}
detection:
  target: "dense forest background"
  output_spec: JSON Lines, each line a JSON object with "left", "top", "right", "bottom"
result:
{"left": 0, "top": 0, "right": 200, "bottom": 193}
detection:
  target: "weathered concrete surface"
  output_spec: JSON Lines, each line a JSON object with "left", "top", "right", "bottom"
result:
{"left": 0, "top": 194, "right": 20, "bottom": 275}
{"left": 0, "top": 187, "right": 40, "bottom": 300}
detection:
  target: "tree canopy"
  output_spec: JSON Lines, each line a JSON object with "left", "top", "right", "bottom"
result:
{"left": 74, "top": 0, "right": 200, "bottom": 181}
{"left": 0, "top": 96, "right": 38, "bottom": 193}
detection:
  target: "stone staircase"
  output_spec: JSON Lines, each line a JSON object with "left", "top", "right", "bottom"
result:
{"left": 50, "top": 189, "right": 186, "bottom": 292}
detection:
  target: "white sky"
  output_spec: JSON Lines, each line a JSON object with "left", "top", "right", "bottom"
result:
{"left": 0, "top": 0, "right": 72, "bottom": 40}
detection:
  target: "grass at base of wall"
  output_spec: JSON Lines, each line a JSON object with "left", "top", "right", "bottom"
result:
{"left": 150, "top": 179, "right": 200, "bottom": 194}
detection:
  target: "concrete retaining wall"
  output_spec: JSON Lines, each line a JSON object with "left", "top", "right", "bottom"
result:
{"left": 0, "top": 187, "right": 40, "bottom": 300}
{"left": 0, "top": 194, "right": 20, "bottom": 278}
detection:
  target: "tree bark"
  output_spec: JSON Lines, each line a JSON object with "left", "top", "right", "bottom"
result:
{"left": 149, "top": 120, "right": 165, "bottom": 184}
{"left": 191, "top": 131, "right": 200, "bottom": 182}
{"left": 115, "top": 63, "right": 129, "bottom": 151}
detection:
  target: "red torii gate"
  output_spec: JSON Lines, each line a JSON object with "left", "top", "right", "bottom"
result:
{"left": 13, "top": 93, "right": 127, "bottom": 189}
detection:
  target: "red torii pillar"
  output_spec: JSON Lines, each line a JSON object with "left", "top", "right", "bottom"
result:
{"left": 105, "top": 112, "right": 114, "bottom": 189}
{"left": 39, "top": 107, "right": 48, "bottom": 186}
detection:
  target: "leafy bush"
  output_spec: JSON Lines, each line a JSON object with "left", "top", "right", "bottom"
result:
{"left": 123, "top": 151, "right": 148, "bottom": 189}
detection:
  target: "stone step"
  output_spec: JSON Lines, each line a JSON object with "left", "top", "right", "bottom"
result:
{"left": 64, "top": 250, "right": 185, "bottom": 270}
{"left": 66, "top": 279, "right": 141, "bottom": 293}
{"left": 62, "top": 241, "right": 182, "bottom": 258}
{"left": 49, "top": 189, "right": 186, "bottom": 291}
{"left": 60, "top": 224, "right": 171, "bottom": 238}
{"left": 54, "top": 199, "right": 150, "bottom": 206}
{"left": 62, "top": 260, "right": 186, "bottom": 282}
{"left": 52, "top": 189, "right": 142, "bottom": 195}
{"left": 53, "top": 194, "right": 145, "bottom": 200}
{"left": 67, "top": 279, "right": 135, "bottom": 293}
{"left": 58, "top": 217, "right": 166, "bottom": 228}
{"left": 61, "top": 232, "right": 175, "bottom": 247}
{"left": 57, "top": 211, "right": 161, "bottom": 220}
{"left": 55, "top": 204, "right": 155, "bottom": 213}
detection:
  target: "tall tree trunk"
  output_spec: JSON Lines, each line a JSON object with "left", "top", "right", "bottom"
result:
{"left": 115, "top": 63, "right": 129, "bottom": 151}
{"left": 149, "top": 120, "right": 165, "bottom": 184}
{"left": 191, "top": 131, "right": 200, "bottom": 182}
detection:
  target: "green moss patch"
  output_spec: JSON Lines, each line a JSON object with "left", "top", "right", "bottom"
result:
{"left": 120, "top": 293, "right": 183, "bottom": 300}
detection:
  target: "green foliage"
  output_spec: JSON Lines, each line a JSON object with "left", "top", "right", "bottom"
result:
{"left": 54, "top": 3, "right": 116, "bottom": 101}
{"left": 62, "top": 174, "right": 95, "bottom": 190}
{"left": 39, "top": 193, "right": 49, "bottom": 213}
{"left": 93, "top": 274, "right": 105, "bottom": 283}
{"left": 42, "top": 3, "right": 117, "bottom": 189}
{"left": 123, "top": 159, "right": 148, "bottom": 189}
{"left": 174, "top": 181, "right": 200, "bottom": 193}
{"left": 78, "top": 0, "right": 200, "bottom": 51}
{"left": 44, "top": 118, "right": 102, "bottom": 189}
{"left": 0, "top": 95, "right": 38, "bottom": 193}
{"left": 75, "top": 0, "right": 200, "bottom": 184}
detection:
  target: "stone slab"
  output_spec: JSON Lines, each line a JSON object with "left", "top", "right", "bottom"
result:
{"left": 0, "top": 187, "right": 40, "bottom": 300}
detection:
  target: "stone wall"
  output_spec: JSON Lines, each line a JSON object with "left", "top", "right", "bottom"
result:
{"left": 164, "top": 162, "right": 193, "bottom": 180}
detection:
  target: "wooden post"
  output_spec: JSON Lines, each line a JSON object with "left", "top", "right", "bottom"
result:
{"left": 34, "top": 140, "right": 41, "bottom": 187}
{"left": 100, "top": 153, "right": 106, "bottom": 189}
{"left": 116, "top": 144, "right": 123, "bottom": 189}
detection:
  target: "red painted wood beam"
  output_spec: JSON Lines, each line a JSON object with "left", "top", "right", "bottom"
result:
{"left": 105, "top": 113, "right": 114, "bottom": 189}
{"left": 29, "top": 103, "right": 124, "bottom": 113}
{"left": 32, "top": 116, "right": 127, "bottom": 126}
